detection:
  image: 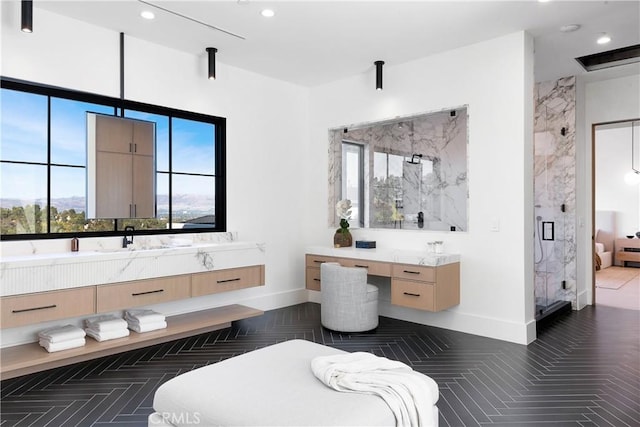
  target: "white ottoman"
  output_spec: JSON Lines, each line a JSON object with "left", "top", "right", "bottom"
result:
{"left": 149, "top": 339, "right": 439, "bottom": 426}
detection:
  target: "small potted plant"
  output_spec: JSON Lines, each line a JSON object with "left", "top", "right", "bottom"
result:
{"left": 334, "top": 199, "right": 353, "bottom": 248}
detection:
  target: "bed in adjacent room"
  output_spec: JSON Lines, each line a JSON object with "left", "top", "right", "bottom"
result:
{"left": 595, "top": 210, "right": 615, "bottom": 269}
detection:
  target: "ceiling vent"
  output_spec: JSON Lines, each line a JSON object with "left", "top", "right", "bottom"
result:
{"left": 576, "top": 44, "right": 640, "bottom": 72}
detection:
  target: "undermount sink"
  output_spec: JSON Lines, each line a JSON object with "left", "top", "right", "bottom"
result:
{"left": 94, "top": 245, "right": 170, "bottom": 253}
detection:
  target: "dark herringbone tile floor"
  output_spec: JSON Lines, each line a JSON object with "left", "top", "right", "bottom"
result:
{"left": 1, "top": 302, "right": 639, "bottom": 426}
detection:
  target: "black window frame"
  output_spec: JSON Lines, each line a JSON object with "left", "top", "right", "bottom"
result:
{"left": 0, "top": 77, "right": 226, "bottom": 241}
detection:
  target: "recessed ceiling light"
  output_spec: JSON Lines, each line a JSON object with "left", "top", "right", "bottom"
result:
{"left": 560, "top": 24, "right": 580, "bottom": 33}
{"left": 597, "top": 33, "right": 612, "bottom": 45}
{"left": 261, "top": 9, "right": 275, "bottom": 18}
{"left": 140, "top": 10, "right": 155, "bottom": 20}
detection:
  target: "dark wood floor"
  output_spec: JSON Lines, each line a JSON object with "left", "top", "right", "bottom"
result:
{"left": 1, "top": 302, "right": 639, "bottom": 426}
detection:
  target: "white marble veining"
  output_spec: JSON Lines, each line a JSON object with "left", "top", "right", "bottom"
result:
{"left": 306, "top": 246, "right": 459, "bottom": 267}
{"left": 0, "top": 232, "right": 266, "bottom": 297}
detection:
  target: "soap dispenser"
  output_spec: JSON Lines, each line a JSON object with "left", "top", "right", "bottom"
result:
{"left": 71, "top": 237, "right": 79, "bottom": 252}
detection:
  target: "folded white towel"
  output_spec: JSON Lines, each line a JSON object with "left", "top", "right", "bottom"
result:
{"left": 128, "top": 320, "right": 167, "bottom": 333}
{"left": 39, "top": 337, "right": 85, "bottom": 353}
{"left": 125, "top": 309, "right": 165, "bottom": 324}
{"left": 38, "top": 325, "right": 86, "bottom": 343}
{"left": 311, "top": 352, "right": 439, "bottom": 427}
{"left": 84, "top": 315, "right": 128, "bottom": 332}
{"left": 85, "top": 327, "right": 130, "bottom": 342}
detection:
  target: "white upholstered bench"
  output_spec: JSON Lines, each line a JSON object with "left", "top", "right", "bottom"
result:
{"left": 149, "top": 339, "right": 439, "bottom": 426}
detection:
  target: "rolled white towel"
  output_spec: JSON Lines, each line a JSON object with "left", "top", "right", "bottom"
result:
{"left": 39, "top": 337, "right": 85, "bottom": 353}
{"left": 38, "top": 325, "right": 86, "bottom": 343}
{"left": 128, "top": 320, "right": 167, "bottom": 333}
{"left": 85, "top": 327, "right": 130, "bottom": 342}
{"left": 84, "top": 315, "right": 128, "bottom": 332}
{"left": 124, "top": 309, "right": 165, "bottom": 324}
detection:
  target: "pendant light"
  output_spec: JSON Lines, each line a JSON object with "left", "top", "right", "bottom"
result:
{"left": 374, "top": 60, "right": 384, "bottom": 90}
{"left": 21, "top": 0, "right": 33, "bottom": 33}
{"left": 206, "top": 47, "right": 217, "bottom": 80}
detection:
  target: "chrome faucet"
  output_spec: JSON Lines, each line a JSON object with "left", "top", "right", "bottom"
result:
{"left": 123, "top": 225, "right": 135, "bottom": 248}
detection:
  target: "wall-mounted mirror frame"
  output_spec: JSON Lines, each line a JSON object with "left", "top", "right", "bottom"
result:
{"left": 328, "top": 106, "right": 469, "bottom": 232}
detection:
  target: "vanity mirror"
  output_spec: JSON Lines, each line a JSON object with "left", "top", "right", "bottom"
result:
{"left": 329, "top": 106, "right": 468, "bottom": 231}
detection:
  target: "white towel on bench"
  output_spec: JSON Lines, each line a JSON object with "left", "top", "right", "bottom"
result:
{"left": 311, "top": 352, "right": 439, "bottom": 427}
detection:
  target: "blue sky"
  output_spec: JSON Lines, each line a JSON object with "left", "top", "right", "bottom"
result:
{"left": 1, "top": 88, "right": 216, "bottom": 200}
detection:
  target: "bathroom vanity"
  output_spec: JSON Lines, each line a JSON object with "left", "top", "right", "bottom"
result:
{"left": 305, "top": 246, "right": 460, "bottom": 312}
{"left": 0, "top": 239, "right": 265, "bottom": 379}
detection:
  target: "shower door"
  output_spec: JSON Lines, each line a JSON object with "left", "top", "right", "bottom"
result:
{"left": 534, "top": 105, "right": 573, "bottom": 315}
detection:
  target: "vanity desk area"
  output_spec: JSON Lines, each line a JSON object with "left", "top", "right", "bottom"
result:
{"left": 306, "top": 246, "right": 460, "bottom": 312}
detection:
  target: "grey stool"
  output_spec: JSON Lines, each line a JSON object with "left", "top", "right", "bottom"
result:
{"left": 320, "top": 262, "right": 379, "bottom": 332}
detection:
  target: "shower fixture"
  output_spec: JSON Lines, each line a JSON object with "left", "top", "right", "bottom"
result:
{"left": 407, "top": 153, "right": 422, "bottom": 164}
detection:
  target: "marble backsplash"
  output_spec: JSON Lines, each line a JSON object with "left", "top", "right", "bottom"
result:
{"left": 329, "top": 107, "right": 468, "bottom": 231}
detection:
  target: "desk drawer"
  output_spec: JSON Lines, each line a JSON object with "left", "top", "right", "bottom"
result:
{"left": 1, "top": 287, "right": 96, "bottom": 329}
{"left": 392, "top": 264, "right": 435, "bottom": 282}
{"left": 391, "top": 279, "right": 434, "bottom": 311}
{"left": 192, "top": 265, "right": 265, "bottom": 297}
{"left": 97, "top": 275, "right": 190, "bottom": 312}
{"left": 339, "top": 258, "right": 391, "bottom": 277}
{"left": 305, "top": 267, "right": 322, "bottom": 291}
{"left": 305, "top": 254, "right": 337, "bottom": 268}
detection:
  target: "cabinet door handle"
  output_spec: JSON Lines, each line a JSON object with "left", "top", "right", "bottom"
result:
{"left": 354, "top": 264, "right": 369, "bottom": 269}
{"left": 403, "top": 292, "right": 421, "bottom": 297}
{"left": 133, "top": 143, "right": 137, "bottom": 153}
{"left": 132, "top": 289, "right": 164, "bottom": 296}
{"left": 217, "top": 278, "right": 241, "bottom": 284}
{"left": 403, "top": 270, "right": 421, "bottom": 275}
{"left": 313, "top": 278, "right": 321, "bottom": 282}
{"left": 313, "top": 260, "right": 326, "bottom": 264}
{"left": 12, "top": 304, "right": 57, "bottom": 314}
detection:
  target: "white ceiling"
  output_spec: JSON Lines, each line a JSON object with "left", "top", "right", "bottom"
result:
{"left": 33, "top": 0, "right": 640, "bottom": 86}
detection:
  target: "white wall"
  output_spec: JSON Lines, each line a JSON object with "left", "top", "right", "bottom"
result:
{"left": 307, "top": 32, "right": 536, "bottom": 344}
{"left": 2, "top": 3, "right": 538, "bottom": 344}
{"left": 576, "top": 72, "right": 640, "bottom": 307}
{"left": 1, "top": 4, "right": 311, "bottom": 345}
{"left": 595, "top": 124, "right": 640, "bottom": 238}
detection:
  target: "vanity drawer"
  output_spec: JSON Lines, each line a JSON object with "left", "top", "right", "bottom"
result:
{"left": 305, "top": 254, "right": 337, "bottom": 268}
{"left": 192, "top": 265, "right": 265, "bottom": 297}
{"left": 97, "top": 275, "right": 191, "bottom": 312}
{"left": 1, "top": 287, "right": 96, "bottom": 329}
{"left": 305, "top": 267, "right": 322, "bottom": 291}
{"left": 339, "top": 258, "right": 391, "bottom": 277}
{"left": 392, "top": 264, "right": 435, "bottom": 282}
{"left": 391, "top": 279, "right": 435, "bottom": 311}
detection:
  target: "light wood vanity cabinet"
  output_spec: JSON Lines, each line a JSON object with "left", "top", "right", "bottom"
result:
{"left": 391, "top": 263, "right": 459, "bottom": 312}
{"left": 192, "top": 265, "right": 265, "bottom": 297}
{"left": 87, "top": 113, "right": 155, "bottom": 219}
{"left": 96, "top": 275, "right": 191, "bottom": 313}
{"left": 305, "top": 252, "right": 459, "bottom": 312}
{"left": 0, "top": 287, "right": 96, "bottom": 329}
{"left": 305, "top": 255, "right": 337, "bottom": 291}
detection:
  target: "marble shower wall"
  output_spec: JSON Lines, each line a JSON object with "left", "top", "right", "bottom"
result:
{"left": 328, "top": 107, "right": 468, "bottom": 231}
{"left": 534, "top": 76, "right": 577, "bottom": 309}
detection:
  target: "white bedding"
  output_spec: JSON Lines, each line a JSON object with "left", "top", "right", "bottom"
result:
{"left": 150, "top": 339, "right": 439, "bottom": 427}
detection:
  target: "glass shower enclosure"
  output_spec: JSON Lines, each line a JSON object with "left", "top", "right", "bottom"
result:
{"left": 534, "top": 105, "right": 574, "bottom": 324}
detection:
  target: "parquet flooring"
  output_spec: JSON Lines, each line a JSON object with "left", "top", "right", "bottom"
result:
{"left": 1, "top": 302, "right": 638, "bottom": 426}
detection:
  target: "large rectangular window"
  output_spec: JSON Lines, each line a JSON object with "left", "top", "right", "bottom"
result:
{"left": 0, "top": 79, "right": 226, "bottom": 240}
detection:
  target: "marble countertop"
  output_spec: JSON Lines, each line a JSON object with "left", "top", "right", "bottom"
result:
{"left": 1, "top": 240, "right": 266, "bottom": 297}
{"left": 306, "top": 246, "right": 459, "bottom": 266}
{"left": 1, "top": 241, "right": 262, "bottom": 268}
